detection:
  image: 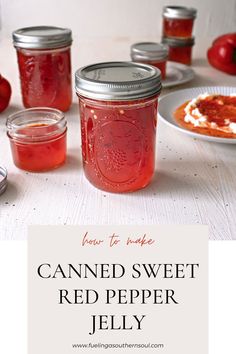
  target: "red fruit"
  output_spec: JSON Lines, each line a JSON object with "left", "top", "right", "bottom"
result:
{"left": 213, "top": 33, "right": 236, "bottom": 47}
{"left": 0, "top": 74, "right": 12, "bottom": 113}
{"left": 207, "top": 33, "right": 236, "bottom": 75}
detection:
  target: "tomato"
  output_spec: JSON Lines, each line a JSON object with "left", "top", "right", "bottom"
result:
{"left": 0, "top": 74, "right": 11, "bottom": 113}
{"left": 207, "top": 33, "right": 236, "bottom": 75}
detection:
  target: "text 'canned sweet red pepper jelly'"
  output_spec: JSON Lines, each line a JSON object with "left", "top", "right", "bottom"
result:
{"left": 12, "top": 26, "right": 72, "bottom": 112}
{"left": 75, "top": 62, "right": 162, "bottom": 193}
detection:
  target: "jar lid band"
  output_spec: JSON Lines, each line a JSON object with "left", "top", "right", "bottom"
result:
{"left": 162, "top": 36, "right": 195, "bottom": 47}
{"left": 163, "top": 6, "right": 197, "bottom": 19}
{"left": 131, "top": 42, "right": 169, "bottom": 61}
{"left": 0, "top": 166, "right": 8, "bottom": 196}
{"left": 12, "top": 26, "right": 72, "bottom": 49}
{"left": 75, "top": 61, "right": 162, "bottom": 101}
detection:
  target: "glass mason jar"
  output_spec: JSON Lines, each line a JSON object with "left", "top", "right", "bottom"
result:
{"left": 12, "top": 26, "right": 72, "bottom": 112}
{"left": 7, "top": 108, "right": 67, "bottom": 172}
{"left": 130, "top": 42, "right": 169, "bottom": 80}
{"left": 75, "top": 62, "right": 162, "bottom": 193}
{"left": 162, "top": 6, "right": 197, "bottom": 39}
{"left": 162, "top": 37, "right": 195, "bottom": 65}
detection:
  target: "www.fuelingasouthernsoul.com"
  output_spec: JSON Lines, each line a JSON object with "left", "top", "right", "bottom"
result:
{"left": 72, "top": 342, "right": 164, "bottom": 349}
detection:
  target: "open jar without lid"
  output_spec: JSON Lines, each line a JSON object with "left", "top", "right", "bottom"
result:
{"left": 162, "top": 37, "right": 195, "bottom": 65}
{"left": 130, "top": 42, "right": 169, "bottom": 79}
{"left": 7, "top": 108, "right": 67, "bottom": 172}
{"left": 0, "top": 166, "right": 8, "bottom": 195}
{"left": 75, "top": 61, "right": 161, "bottom": 193}
{"left": 162, "top": 6, "right": 197, "bottom": 38}
{"left": 12, "top": 26, "right": 72, "bottom": 111}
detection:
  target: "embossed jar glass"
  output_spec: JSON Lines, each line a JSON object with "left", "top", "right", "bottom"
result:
{"left": 75, "top": 62, "right": 162, "bottom": 193}
{"left": 12, "top": 26, "right": 72, "bottom": 112}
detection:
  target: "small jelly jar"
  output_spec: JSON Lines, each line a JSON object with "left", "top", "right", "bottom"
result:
{"left": 162, "top": 37, "right": 195, "bottom": 65}
{"left": 162, "top": 6, "right": 197, "bottom": 38}
{"left": 131, "top": 42, "right": 169, "bottom": 80}
{"left": 75, "top": 62, "right": 162, "bottom": 193}
{"left": 7, "top": 108, "right": 67, "bottom": 172}
{"left": 12, "top": 26, "right": 72, "bottom": 112}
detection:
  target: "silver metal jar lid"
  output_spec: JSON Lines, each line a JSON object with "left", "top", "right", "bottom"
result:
{"left": 0, "top": 166, "right": 8, "bottom": 195}
{"left": 12, "top": 26, "right": 72, "bottom": 49}
{"left": 162, "top": 36, "right": 195, "bottom": 47}
{"left": 75, "top": 61, "right": 162, "bottom": 101}
{"left": 163, "top": 6, "right": 197, "bottom": 19}
{"left": 131, "top": 42, "right": 169, "bottom": 61}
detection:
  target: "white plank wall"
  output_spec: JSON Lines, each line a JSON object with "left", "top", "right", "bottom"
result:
{"left": 1, "top": 0, "right": 236, "bottom": 40}
{"left": 0, "top": 0, "right": 235, "bottom": 240}
{"left": 1, "top": 1, "right": 236, "bottom": 63}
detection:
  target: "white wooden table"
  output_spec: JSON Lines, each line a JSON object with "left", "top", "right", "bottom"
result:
{"left": 0, "top": 37, "right": 235, "bottom": 240}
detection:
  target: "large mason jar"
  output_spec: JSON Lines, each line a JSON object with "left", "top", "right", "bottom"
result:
{"left": 75, "top": 62, "right": 162, "bottom": 193}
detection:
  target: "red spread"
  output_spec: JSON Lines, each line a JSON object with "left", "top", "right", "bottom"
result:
{"left": 174, "top": 94, "right": 236, "bottom": 138}
{"left": 196, "top": 95, "right": 236, "bottom": 126}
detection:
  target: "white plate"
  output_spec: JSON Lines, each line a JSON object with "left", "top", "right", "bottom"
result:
{"left": 158, "top": 86, "right": 236, "bottom": 144}
{"left": 162, "top": 62, "right": 195, "bottom": 88}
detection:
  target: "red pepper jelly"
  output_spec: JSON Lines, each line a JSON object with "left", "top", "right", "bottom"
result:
{"left": 131, "top": 42, "right": 169, "bottom": 80}
{"left": 75, "top": 62, "right": 162, "bottom": 193}
{"left": 162, "top": 6, "right": 197, "bottom": 39}
{"left": 7, "top": 108, "right": 67, "bottom": 172}
{"left": 12, "top": 26, "right": 72, "bottom": 111}
{"left": 162, "top": 37, "right": 195, "bottom": 65}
